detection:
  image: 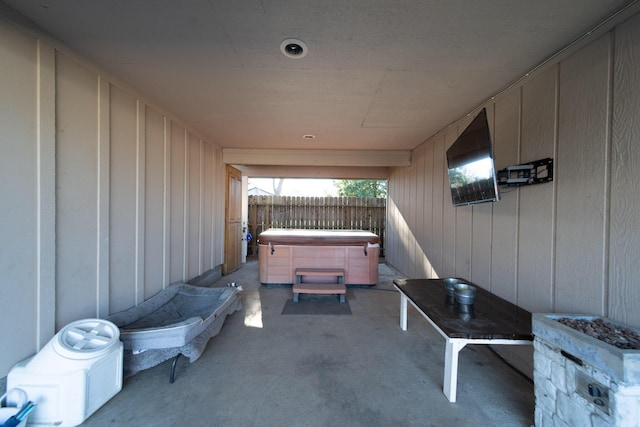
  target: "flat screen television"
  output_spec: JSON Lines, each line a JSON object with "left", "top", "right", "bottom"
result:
{"left": 446, "top": 108, "right": 500, "bottom": 207}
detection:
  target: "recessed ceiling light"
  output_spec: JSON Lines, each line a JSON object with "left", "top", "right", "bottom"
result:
{"left": 281, "top": 38, "right": 308, "bottom": 59}
{"left": 303, "top": 134, "right": 316, "bottom": 140}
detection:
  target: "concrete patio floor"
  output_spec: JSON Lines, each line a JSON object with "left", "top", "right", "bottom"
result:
{"left": 81, "top": 260, "right": 534, "bottom": 426}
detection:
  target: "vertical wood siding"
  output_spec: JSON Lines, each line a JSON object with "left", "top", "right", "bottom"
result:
{"left": 0, "top": 22, "right": 41, "bottom": 368}
{"left": 0, "top": 18, "right": 226, "bottom": 375}
{"left": 55, "top": 53, "right": 101, "bottom": 327}
{"left": 517, "top": 67, "right": 557, "bottom": 312}
{"left": 144, "top": 107, "right": 168, "bottom": 300}
{"left": 610, "top": 16, "right": 640, "bottom": 326}
{"left": 387, "top": 14, "right": 640, "bottom": 329}
{"left": 109, "top": 85, "right": 138, "bottom": 314}
{"left": 555, "top": 34, "right": 611, "bottom": 315}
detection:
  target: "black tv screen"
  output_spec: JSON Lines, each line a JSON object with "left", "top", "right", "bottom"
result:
{"left": 446, "top": 108, "right": 500, "bottom": 207}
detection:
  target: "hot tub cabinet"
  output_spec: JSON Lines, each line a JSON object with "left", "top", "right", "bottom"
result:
{"left": 258, "top": 229, "right": 380, "bottom": 286}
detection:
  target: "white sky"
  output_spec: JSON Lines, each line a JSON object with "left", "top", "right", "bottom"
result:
{"left": 248, "top": 178, "right": 337, "bottom": 197}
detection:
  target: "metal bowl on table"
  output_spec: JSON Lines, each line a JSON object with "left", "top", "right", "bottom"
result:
{"left": 443, "top": 278, "right": 467, "bottom": 296}
{"left": 454, "top": 283, "right": 476, "bottom": 305}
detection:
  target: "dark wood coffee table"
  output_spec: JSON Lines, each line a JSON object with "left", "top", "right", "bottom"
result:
{"left": 393, "top": 278, "right": 532, "bottom": 402}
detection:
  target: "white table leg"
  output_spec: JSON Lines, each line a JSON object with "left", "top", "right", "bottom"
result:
{"left": 443, "top": 339, "right": 467, "bottom": 403}
{"left": 400, "top": 293, "right": 408, "bottom": 331}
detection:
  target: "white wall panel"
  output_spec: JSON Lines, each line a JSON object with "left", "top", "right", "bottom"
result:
{"left": 188, "top": 134, "right": 203, "bottom": 279}
{"left": 422, "top": 143, "right": 434, "bottom": 278}
{"left": 610, "top": 15, "right": 640, "bottom": 325}
{"left": 203, "top": 143, "right": 215, "bottom": 270}
{"left": 170, "top": 122, "right": 187, "bottom": 283}
{"left": 413, "top": 145, "right": 429, "bottom": 277}
{"left": 144, "top": 106, "right": 167, "bottom": 299}
{"left": 471, "top": 203, "right": 493, "bottom": 288}
{"left": 431, "top": 137, "right": 445, "bottom": 277}
{"left": 36, "top": 41, "right": 57, "bottom": 345}
{"left": 394, "top": 166, "right": 409, "bottom": 274}
{"left": 55, "top": 53, "right": 100, "bottom": 328}
{"left": 402, "top": 165, "right": 412, "bottom": 274}
{"left": 517, "top": 67, "right": 557, "bottom": 312}
{"left": 214, "top": 147, "right": 225, "bottom": 266}
{"left": 441, "top": 130, "right": 457, "bottom": 278}
{"left": 408, "top": 153, "right": 418, "bottom": 277}
{"left": 386, "top": 172, "right": 399, "bottom": 269}
{"left": 455, "top": 205, "right": 472, "bottom": 278}
{"left": 491, "top": 94, "right": 520, "bottom": 302}
{"left": 109, "top": 86, "right": 138, "bottom": 312}
{"left": 555, "top": 34, "right": 610, "bottom": 315}
{"left": 96, "top": 77, "right": 111, "bottom": 318}
{"left": 0, "top": 21, "right": 39, "bottom": 372}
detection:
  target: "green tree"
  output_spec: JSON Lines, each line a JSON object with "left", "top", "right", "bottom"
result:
{"left": 334, "top": 180, "right": 387, "bottom": 198}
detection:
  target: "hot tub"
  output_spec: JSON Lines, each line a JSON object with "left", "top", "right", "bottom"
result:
{"left": 257, "top": 229, "right": 380, "bottom": 285}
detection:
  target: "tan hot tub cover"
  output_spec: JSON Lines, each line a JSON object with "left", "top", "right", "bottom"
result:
{"left": 257, "top": 229, "right": 380, "bottom": 246}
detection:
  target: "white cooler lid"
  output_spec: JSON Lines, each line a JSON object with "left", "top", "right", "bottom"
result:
{"left": 53, "top": 319, "right": 120, "bottom": 359}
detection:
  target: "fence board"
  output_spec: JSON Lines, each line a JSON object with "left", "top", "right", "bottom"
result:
{"left": 248, "top": 195, "right": 386, "bottom": 256}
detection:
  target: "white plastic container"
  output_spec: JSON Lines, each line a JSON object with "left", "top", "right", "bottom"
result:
{"left": 7, "top": 319, "right": 123, "bottom": 427}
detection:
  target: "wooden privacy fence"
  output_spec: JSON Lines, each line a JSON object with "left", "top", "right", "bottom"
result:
{"left": 247, "top": 195, "right": 386, "bottom": 256}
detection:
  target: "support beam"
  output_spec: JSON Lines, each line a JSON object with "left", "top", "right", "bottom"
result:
{"left": 223, "top": 148, "right": 411, "bottom": 168}
{"left": 237, "top": 165, "right": 390, "bottom": 179}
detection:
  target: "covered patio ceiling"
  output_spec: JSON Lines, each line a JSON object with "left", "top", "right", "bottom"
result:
{"left": 3, "top": 0, "right": 639, "bottom": 174}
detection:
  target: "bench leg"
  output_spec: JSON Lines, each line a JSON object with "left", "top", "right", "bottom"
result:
{"left": 443, "top": 339, "right": 467, "bottom": 403}
{"left": 340, "top": 293, "right": 345, "bottom": 303}
{"left": 400, "top": 293, "right": 408, "bottom": 331}
{"left": 293, "top": 292, "right": 299, "bottom": 302}
{"left": 170, "top": 353, "right": 181, "bottom": 384}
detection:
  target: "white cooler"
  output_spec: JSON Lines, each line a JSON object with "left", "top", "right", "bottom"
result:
{"left": 7, "top": 319, "right": 123, "bottom": 427}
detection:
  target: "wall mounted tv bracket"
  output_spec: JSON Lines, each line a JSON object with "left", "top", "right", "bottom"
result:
{"left": 497, "top": 158, "right": 553, "bottom": 187}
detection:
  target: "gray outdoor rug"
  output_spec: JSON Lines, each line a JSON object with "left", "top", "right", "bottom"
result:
{"left": 281, "top": 296, "right": 352, "bottom": 315}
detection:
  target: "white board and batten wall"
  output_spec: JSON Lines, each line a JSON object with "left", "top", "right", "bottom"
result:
{"left": 0, "top": 16, "right": 226, "bottom": 375}
{"left": 387, "top": 12, "right": 640, "bottom": 347}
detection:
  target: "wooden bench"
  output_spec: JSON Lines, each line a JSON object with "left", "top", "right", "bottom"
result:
{"left": 293, "top": 268, "right": 346, "bottom": 303}
{"left": 393, "top": 278, "right": 532, "bottom": 403}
